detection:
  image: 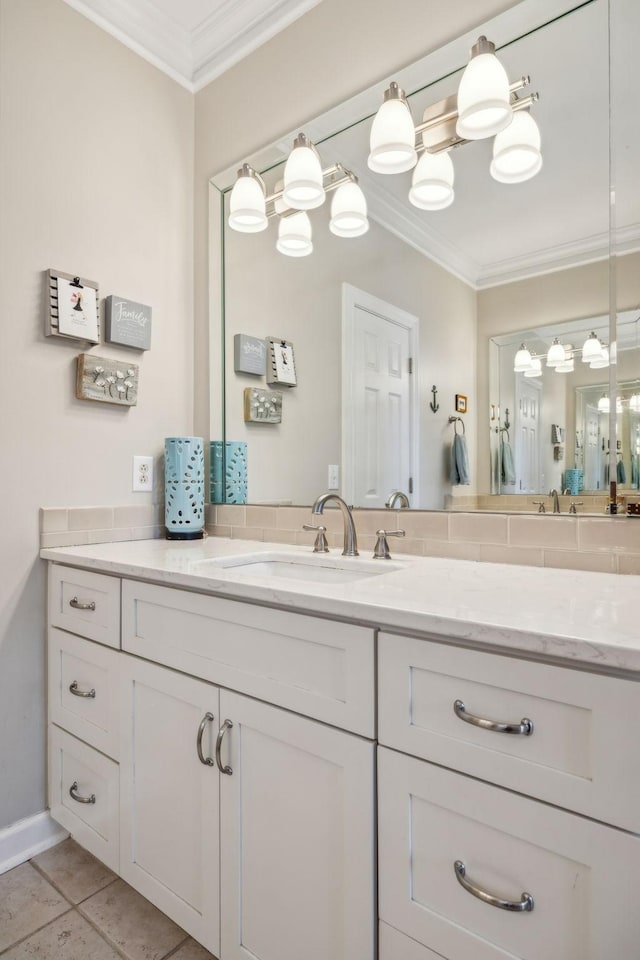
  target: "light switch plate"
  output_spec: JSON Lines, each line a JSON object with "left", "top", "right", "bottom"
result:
{"left": 328, "top": 464, "right": 339, "bottom": 489}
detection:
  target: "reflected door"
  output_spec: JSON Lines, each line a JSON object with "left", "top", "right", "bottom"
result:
{"left": 514, "top": 377, "right": 542, "bottom": 493}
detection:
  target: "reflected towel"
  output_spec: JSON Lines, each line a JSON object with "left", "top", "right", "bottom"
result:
{"left": 451, "top": 434, "right": 470, "bottom": 485}
{"left": 501, "top": 439, "right": 516, "bottom": 485}
{"left": 617, "top": 458, "right": 627, "bottom": 484}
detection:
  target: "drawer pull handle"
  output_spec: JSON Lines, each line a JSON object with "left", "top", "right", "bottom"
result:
{"left": 197, "top": 712, "right": 215, "bottom": 766}
{"left": 69, "top": 681, "right": 96, "bottom": 699}
{"left": 454, "top": 860, "right": 534, "bottom": 912}
{"left": 215, "top": 719, "right": 233, "bottom": 775}
{"left": 69, "top": 781, "right": 96, "bottom": 805}
{"left": 453, "top": 699, "right": 533, "bottom": 736}
{"left": 69, "top": 597, "right": 96, "bottom": 611}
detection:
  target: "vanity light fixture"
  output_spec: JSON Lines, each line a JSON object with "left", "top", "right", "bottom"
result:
{"left": 367, "top": 37, "right": 540, "bottom": 210}
{"left": 228, "top": 135, "right": 369, "bottom": 255}
{"left": 597, "top": 394, "right": 610, "bottom": 413}
{"left": 523, "top": 357, "right": 542, "bottom": 378}
{"left": 555, "top": 346, "right": 575, "bottom": 373}
{"left": 581, "top": 331, "right": 604, "bottom": 363}
{"left": 590, "top": 346, "right": 610, "bottom": 369}
{"left": 513, "top": 343, "right": 533, "bottom": 372}
{"left": 546, "top": 337, "right": 567, "bottom": 367}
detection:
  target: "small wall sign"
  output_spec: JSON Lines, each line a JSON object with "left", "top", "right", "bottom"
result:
{"left": 234, "top": 334, "right": 266, "bottom": 375}
{"left": 455, "top": 394, "right": 468, "bottom": 414}
{"left": 105, "top": 296, "right": 152, "bottom": 350}
{"left": 267, "top": 338, "right": 297, "bottom": 387}
{"left": 76, "top": 353, "right": 139, "bottom": 406}
{"left": 243, "top": 387, "right": 282, "bottom": 423}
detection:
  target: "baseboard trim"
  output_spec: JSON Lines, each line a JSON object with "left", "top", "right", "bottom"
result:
{"left": 0, "top": 811, "right": 68, "bottom": 875}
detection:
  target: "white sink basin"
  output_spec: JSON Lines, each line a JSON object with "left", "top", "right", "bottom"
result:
{"left": 192, "top": 552, "right": 401, "bottom": 584}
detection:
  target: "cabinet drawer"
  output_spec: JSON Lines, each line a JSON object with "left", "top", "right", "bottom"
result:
{"left": 380, "top": 923, "right": 449, "bottom": 960}
{"left": 378, "top": 633, "right": 640, "bottom": 832}
{"left": 48, "top": 628, "right": 120, "bottom": 759}
{"left": 122, "top": 580, "right": 374, "bottom": 736}
{"left": 49, "top": 726, "right": 119, "bottom": 872}
{"left": 378, "top": 747, "right": 640, "bottom": 960}
{"left": 49, "top": 565, "right": 120, "bottom": 648}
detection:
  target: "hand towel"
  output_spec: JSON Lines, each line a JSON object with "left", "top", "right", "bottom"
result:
{"left": 501, "top": 438, "right": 516, "bottom": 486}
{"left": 617, "top": 458, "right": 627, "bottom": 484}
{"left": 451, "top": 433, "right": 470, "bottom": 485}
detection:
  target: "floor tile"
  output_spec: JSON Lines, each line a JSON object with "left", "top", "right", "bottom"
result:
{"left": 32, "top": 838, "right": 117, "bottom": 905}
{"left": 169, "top": 938, "right": 218, "bottom": 960}
{"left": 1, "top": 909, "right": 121, "bottom": 960}
{"left": 78, "top": 879, "right": 188, "bottom": 960}
{"left": 0, "top": 862, "right": 70, "bottom": 953}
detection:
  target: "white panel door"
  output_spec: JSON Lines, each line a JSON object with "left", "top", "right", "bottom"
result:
{"left": 514, "top": 377, "right": 541, "bottom": 493}
{"left": 119, "top": 657, "right": 220, "bottom": 955}
{"left": 219, "top": 689, "right": 375, "bottom": 960}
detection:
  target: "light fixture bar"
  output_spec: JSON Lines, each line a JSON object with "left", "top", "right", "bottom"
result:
{"left": 266, "top": 164, "right": 356, "bottom": 219}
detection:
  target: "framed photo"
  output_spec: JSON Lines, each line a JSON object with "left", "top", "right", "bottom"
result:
{"left": 266, "top": 338, "right": 297, "bottom": 387}
{"left": 46, "top": 269, "right": 100, "bottom": 343}
{"left": 455, "top": 394, "right": 468, "bottom": 414}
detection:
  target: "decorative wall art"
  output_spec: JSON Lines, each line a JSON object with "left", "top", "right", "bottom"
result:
{"left": 76, "top": 353, "right": 139, "bottom": 406}
{"left": 266, "top": 338, "right": 297, "bottom": 387}
{"left": 46, "top": 270, "right": 100, "bottom": 343}
{"left": 210, "top": 441, "right": 248, "bottom": 503}
{"left": 455, "top": 394, "right": 468, "bottom": 414}
{"left": 234, "top": 334, "right": 267, "bottom": 375}
{"left": 105, "top": 296, "right": 152, "bottom": 350}
{"left": 244, "top": 387, "right": 282, "bottom": 423}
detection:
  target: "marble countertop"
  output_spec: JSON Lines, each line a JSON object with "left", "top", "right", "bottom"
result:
{"left": 41, "top": 537, "right": 640, "bottom": 675}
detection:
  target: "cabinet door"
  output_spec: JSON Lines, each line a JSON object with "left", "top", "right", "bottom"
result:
{"left": 378, "top": 746, "right": 640, "bottom": 960}
{"left": 219, "top": 690, "right": 375, "bottom": 960}
{"left": 119, "top": 657, "right": 220, "bottom": 955}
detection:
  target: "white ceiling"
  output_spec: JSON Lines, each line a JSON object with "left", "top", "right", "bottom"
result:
{"left": 61, "top": 0, "right": 322, "bottom": 90}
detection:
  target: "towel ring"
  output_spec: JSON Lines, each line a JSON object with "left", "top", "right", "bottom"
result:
{"left": 448, "top": 415, "right": 465, "bottom": 435}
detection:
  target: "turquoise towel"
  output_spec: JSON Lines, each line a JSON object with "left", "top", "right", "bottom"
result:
{"left": 451, "top": 434, "right": 470, "bottom": 485}
{"left": 617, "top": 459, "right": 627, "bottom": 484}
{"left": 501, "top": 439, "right": 516, "bottom": 485}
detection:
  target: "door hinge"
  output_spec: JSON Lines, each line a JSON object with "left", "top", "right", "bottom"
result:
{"left": 408, "top": 357, "right": 414, "bottom": 375}
{"left": 408, "top": 477, "right": 414, "bottom": 494}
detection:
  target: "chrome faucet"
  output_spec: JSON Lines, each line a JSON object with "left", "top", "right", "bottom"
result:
{"left": 312, "top": 493, "right": 359, "bottom": 556}
{"left": 549, "top": 489, "right": 560, "bottom": 514}
{"left": 385, "top": 490, "right": 410, "bottom": 509}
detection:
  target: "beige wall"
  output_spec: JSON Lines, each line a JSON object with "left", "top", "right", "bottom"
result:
{"left": 0, "top": 0, "right": 194, "bottom": 829}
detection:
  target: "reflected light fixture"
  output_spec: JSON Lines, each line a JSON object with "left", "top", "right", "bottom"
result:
{"left": 546, "top": 338, "right": 566, "bottom": 367}
{"left": 555, "top": 346, "right": 575, "bottom": 373}
{"left": 597, "top": 394, "right": 609, "bottom": 413}
{"left": 630, "top": 394, "right": 640, "bottom": 413}
{"left": 368, "top": 37, "right": 540, "bottom": 210}
{"left": 581, "top": 331, "right": 604, "bottom": 363}
{"left": 514, "top": 343, "right": 533, "bottom": 372}
{"left": 229, "top": 134, "right": 369, "bottom": 256}
{"left": 590, "top": 346, "right": 610, "bottom": 369}
{"left": 524, "top": 357, "right": 542, "bottom": 378}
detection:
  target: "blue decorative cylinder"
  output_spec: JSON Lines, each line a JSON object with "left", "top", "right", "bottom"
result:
{"left": 210, "top": 441, "right": 247, "bottom": 504}
{"left": 164, "top": 437, "right": 205, "bottom": 540}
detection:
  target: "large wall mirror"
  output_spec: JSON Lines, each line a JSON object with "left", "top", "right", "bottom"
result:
{"left": 209, "top": 0, "right": 639, "bottom": 511}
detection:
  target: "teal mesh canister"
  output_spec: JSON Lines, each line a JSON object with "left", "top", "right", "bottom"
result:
{"left": 164, "top": 437, "right": 205, "bottom": 540}
{"left": 210, "top": 441, "right": 247, "bottom": 504}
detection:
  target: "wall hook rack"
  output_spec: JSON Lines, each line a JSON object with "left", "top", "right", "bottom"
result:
{"left": 429, "top": 385, "right": 439, "bottom": 413}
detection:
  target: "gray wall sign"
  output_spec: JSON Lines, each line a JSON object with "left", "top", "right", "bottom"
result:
{"left": 105, "top": 295, "right": 152, "bottom": 350}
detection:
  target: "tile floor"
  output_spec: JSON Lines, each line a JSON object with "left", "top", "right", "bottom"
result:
{"left": 0, "top": 840, "right": 217, "bottom": 960}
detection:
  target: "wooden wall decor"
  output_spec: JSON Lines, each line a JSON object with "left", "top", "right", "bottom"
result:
{"left": 46, "top": 269, "right": 100, "bottom": 343}
{"left": 76, "top": 353, "right": 139, "bottom": 406}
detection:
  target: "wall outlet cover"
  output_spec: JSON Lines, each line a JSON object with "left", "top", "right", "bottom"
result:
{"left": 133, "top": 455, "right": 154, "bottom": 492}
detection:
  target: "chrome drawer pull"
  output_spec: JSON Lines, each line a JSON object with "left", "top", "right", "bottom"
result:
{"left": 69, "top": 780, "right": 96, "bottom": 805}
{"left": 197, "top": 712, "right": 215, "bottom": 766}
{"left": 215, "top": 719, "right": 233, "bottom": 775}
{"left": 453, "top": 699, "right": 533, "bottom": 736}
{"left": 69, "top": 597, "right": 96, "bottom": 611}
{"left": 454, "top": 860, "right": 534, "bottom": 912}
{"left": 69, "top": 681, "right": 96, "bottom": 699}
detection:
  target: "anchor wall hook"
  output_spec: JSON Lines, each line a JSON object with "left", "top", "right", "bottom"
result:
{"left": 429, "top": 384, "right": 439, "bottom": 413}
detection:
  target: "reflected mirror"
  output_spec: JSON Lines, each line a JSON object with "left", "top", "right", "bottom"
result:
{"left": 210, "top": 0, "right": 638, "bottom": 510}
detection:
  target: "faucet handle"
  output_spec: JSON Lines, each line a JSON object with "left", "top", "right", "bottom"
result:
{"left": 302, "top": 524, "right": 329, "bottom": 553}
{"left": 373, "top": 528, "right": 406, "bottom": 560}
{"left": 569, "top": 501, "right": 584, "bottom": 514}
{"left": 532, "top": 500, "right": 546, "bottom": 513}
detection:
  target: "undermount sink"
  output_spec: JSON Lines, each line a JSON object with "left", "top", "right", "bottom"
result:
{"left": 192, "top": 552, "right": 401, "bottom": 584}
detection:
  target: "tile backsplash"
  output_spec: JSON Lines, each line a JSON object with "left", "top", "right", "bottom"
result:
{"left": 39, "top": 505, "right": 163, "bottom": 548}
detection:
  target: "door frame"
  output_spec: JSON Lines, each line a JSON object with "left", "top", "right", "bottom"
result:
{"left": 341, "top": 283, "right": 420, "bottom": 507}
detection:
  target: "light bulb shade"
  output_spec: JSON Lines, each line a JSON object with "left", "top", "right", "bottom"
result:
{"left": 409, "top": 150, "right": 455, "bottom": 210}
{"left": 282, "top": 137, "right": 325, "bottom": 210}
{"left": 228, "top": 168, "right": 267, "bottom": 233}
{"left": 590, "top": 346, "right": 610, "bottom": 369}
{"left": 456, "top": 40, "right": 512, "bottom": 140}
{"left": 546, "top": 338, "right": 566, "bottom": 367}
{"left": 490, "top": 110, "right": 542, "bottom": 183}
{"left": 368, "top": 87, "right": 417, "bottom": 174}
{"left": 524, "top": 357, "right": 542, "bottom": 378}
{"left": 629, "top": 394, "right": 640, "bottom": 412}
{"left": 329, "top": 181, "right": 369, "bottom": 237}
{"left": 276, "top": 211, "right": 313, "bottom": 257}
{"left": 514, "top": 343, "right": 532, "bottom": 372}
{"left": 597, "top": 395, "right": 610, "bottom": 413}
{"left": 617, "top": 397, "right": 623, "bottom": 414}
{"left": 555, "top": 356, "right": 575, "bottom": 373}
{"left": 581, "top": 332, "right": 603, "bottom": 362}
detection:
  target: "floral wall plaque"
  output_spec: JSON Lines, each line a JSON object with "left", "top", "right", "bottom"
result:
{"left": 76, "top": 353, "right": 139, "bottom": 406}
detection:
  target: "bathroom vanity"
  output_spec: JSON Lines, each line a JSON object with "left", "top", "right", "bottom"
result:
{"left": 42, "top": 538, "right": 640, "bottom": 959}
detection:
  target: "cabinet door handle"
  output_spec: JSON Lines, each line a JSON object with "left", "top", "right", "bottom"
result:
{"left": 215, "top": 719, "right": 233, "bottom": 775}
{"left": 454, "top": 860, "right": 534, "bottom": 912}
{"left": 69, "top": 780, "right": 96, "bottom": 805}
{"left": 196, "top": 712, "right": 215, "bottom": 766}
{"left": 69, "top": 680, "right": 96, "bottom": 699}
{"left": 453, "top": 699, "right": 533, "bottom": 736}
{"left": 69, "top": 597, "right": 96, "bottom": 611}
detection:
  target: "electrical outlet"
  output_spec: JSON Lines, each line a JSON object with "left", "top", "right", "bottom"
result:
{"left": 132, "top": 456, "right": 154, "bottom": 492}
{"left": 328, "top": 464, "right": 339, "bottom": 489}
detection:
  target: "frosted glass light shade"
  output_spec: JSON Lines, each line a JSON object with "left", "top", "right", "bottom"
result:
{"left": 409, "top": 151, "right": 455, "bottom": 210}
{"left": 524, "top": 357, "right": 542, "bottom": 378}
{"left": 329, "top": 182, "right": 369, "bottom": 237}
{"left": 276, "top": 211, "right": 313, "bottom": 257}
{"left": 590, "top": 346, "right": 609, "bottom": 369}
{"left": 581, "top": 332, "right": 603, "bottom": 363}
{"left": 283, "top": 139, "right": 325, "bottom": 210}
{"left": 546, "top": 338, "right": 566, "bottom": 367}
{"left": 456, "top": 40, "right": 512, "bottom": 140}
{"left": 368, "top": 88, "right": 418, "bottom": 174}
{"left": 597, "top": 395, "right": 609, "bottom": 413}
{"left": 514, "top": 343, "right": 532, "bottom": 372}
{"left": 228, "top": 169, "right": 268, "bottom": 233}
{"left": 490, "top": 110, "right": 542, "bottom": 183}
{"left": 556, "top": 356, "right": 574, "bottom": 373}
{"left": 629, "top": 394, "right": 640, "bottom": 412}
